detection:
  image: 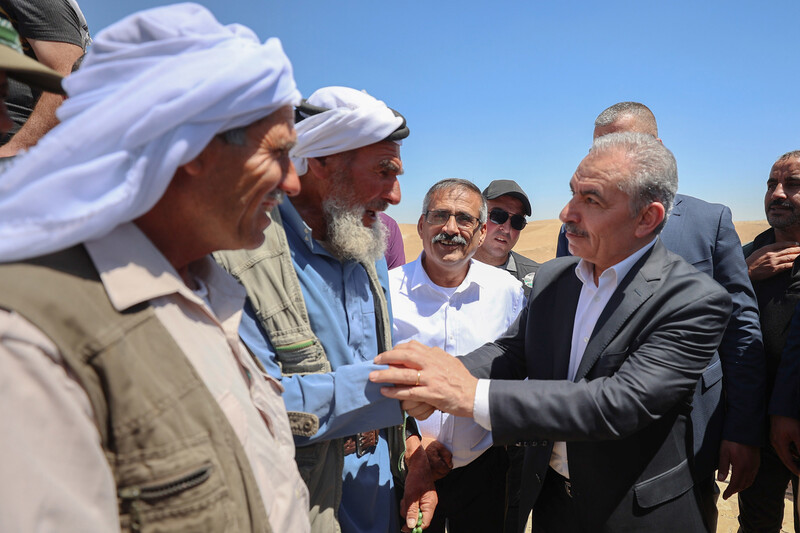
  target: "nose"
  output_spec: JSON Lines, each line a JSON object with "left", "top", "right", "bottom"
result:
{"left": 443, "top": 213, "right": 460, "bottom": 234}
{"left": 280, "top": 160, "right": 301, "bottom": 197}
{"left": 772, "top": 182, "right": 787, "bottom": 199}
{"left": 383, "top": 177, "right": 401, "bottom": 205}
{"left": 559, "top": 199, "right": 576, "bottom": 224}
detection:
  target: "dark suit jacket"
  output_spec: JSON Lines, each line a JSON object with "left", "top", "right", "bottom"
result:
{"left": 557, "top": 194, "right": 765, "bottom": 477}
{"left": 462, "top": 240, "right": 732, "bottom": 531}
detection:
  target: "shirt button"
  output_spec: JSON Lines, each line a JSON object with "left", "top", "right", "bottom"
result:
{"left": 583, "top": 337, "right": 589, "bottom": 343}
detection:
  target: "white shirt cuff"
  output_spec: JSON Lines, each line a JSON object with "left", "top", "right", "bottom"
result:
{"left": 473, "top": 378, "right": 492, "bottom": 430}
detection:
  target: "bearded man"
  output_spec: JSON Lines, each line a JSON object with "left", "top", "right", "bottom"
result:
{"left": 215, "top": 86, "right": 436, "bottom": 533}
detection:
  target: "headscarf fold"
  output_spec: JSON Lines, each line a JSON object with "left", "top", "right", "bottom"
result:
{"left": 290, "top": 86, "right": 405, "bottom": 175}
{"left": 0, "top": 3, "right": 301, "bottom": 262}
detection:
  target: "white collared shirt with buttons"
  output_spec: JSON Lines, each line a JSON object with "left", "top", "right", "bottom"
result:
{"left": 473, "top": 238, "right": 657, "bottom": 478}
{"left": 390, "top": 254, "right": 524, "bottom": 467}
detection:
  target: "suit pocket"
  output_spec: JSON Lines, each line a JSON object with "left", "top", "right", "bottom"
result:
{"left": 700, "top": 358, "right": 723, "bottom": 392}
{"left": 690, "top": 256, "right": 713, "bottom": 276}
{"left": 594, "top": 348, "right": 629, "bottom": 375}
{"left": 633, "top": 458, "right": 694, "bottom": 508}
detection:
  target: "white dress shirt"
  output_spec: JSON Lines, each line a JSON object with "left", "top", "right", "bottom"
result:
{"left": 390, "top": 254, "right": 524, "bottom": 467}
{"left": 473, "top": 239, "right": 657, "bottom": 479}
{"left": 0, "top": 223, "right": 310, "bottom": 533}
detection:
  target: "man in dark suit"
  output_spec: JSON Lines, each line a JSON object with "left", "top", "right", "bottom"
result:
{"left": 371, "top": 131, "right": 732, "bottom": 532}
{"left": 556, "top": 103, "right": 765, "bottom": 512}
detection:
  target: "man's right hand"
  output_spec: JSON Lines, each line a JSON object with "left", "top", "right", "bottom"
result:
{"left": 771, "top": 414, "right": 800, "bottom": 476}
{"left": 422, "top": 437, "right": 453, "bottom": 481}
{"left": 746, "top": 242, "right": 800, "bottom": 281}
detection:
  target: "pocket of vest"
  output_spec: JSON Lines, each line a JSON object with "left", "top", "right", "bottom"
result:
{"left": 118, "top": 462, "right": 230, "bottom": 532}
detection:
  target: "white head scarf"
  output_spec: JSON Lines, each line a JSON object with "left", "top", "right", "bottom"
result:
{"left": 290, "top": 86, "right": 405, "bottom": 175}
{"left": 0, "top": 3, "right": 301, "bottom": 262}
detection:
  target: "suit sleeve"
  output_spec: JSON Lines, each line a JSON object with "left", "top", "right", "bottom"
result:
{"left": 484, "top": 279, "right": 732, "bottom": 446}
{"left": 769, "top": 300, "right": 800, "bottom": 419}
{"left": 712, "top": 206, "right": 767, "bottom": 445}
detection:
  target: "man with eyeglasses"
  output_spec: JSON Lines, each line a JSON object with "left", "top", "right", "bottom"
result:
{"left": 474, "top": 179, "right": 541, "bottom": 299}
{"left": 389, "top": 178, "right": 525, "bottom": 532}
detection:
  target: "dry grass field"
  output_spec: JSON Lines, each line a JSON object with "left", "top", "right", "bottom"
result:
{"left": 400, "top": 218, "right": 798, "bottom": 532}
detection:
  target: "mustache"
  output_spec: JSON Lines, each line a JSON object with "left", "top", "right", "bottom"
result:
{"left": 563, "top": 223, "right": 588, "bottom": 237}
{"left": 432, "top": 232, "right": 468, "bottom": 246}
{"left": 769, "top": 200, "right": 794, "bottom": 210}
{"left": 366, "top": 200, "right": 389, "bottom": 212}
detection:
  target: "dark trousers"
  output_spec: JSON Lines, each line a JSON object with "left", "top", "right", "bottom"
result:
{"left": 738, "top": 444, "right": 799, "bottom": 533}
{"left": 426, "top": 446, "right": 509, "bottom": 533}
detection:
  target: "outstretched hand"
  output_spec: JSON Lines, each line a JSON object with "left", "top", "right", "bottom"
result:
{"left": 370, "top": 341, "right": 478, "bottom": 418}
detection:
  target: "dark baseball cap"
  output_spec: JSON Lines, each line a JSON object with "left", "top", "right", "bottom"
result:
{"left": 482, "top": 179, "right": 531, "bottom": 216}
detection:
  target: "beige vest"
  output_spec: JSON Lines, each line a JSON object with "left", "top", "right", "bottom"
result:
{"left": 215, "top": 207, "right": 398, "bottom": 533}
{"left": 0, "top": 247, "right": 273, "bottom": 533}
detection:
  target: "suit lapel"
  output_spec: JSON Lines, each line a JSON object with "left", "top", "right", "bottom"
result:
{"left": 574, "top": 242, "right": 665, "bottom": 380}
{"left": 554, "top": 273, "right": 582, "bottom": 379}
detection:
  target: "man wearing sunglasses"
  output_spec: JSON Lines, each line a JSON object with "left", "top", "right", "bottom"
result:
{"left": 474, "top": 179, "right": 540, "bottom": 299}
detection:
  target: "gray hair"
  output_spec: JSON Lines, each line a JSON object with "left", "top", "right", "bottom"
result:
{"left": 421, "top": 178, "right": 488, "bottom": 224}
{"left": 219, "top": 126, "right": 248, "bottom": 146}
{"left": 590, "top": 132, "right": 677, "bottom": 234}
{"left": 595, "top": 102, "right": 658, "bottom": 138}
{"left": 776, "top": 150, "right": 800, "bottom": 164}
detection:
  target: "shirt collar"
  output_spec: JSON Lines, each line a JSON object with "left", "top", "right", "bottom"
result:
{"left": 575, "top": 237, "right": 658, "bottom": 289}
{"left": 278, "top": 199, "right": 325, "bottom": 256}
{"left": 83, "top": 222, "right": 245, "bottom": 313}
{"left": 502, "top": 252, "right": 517, "bottom": 273}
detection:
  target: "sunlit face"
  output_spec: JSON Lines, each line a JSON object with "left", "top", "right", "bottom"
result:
{"left": 765, "top": 156, "right": 800, "bottom": 231}
{"left": 192, "top": 105, "right": 299, "bottom": 250}
{"left": 326, "top": 140, "right": 402, "bottom": 227}
{"left": 559, "top": 150, "right": 646, "bottom": 276}
{"left": 419, "top": 187, "right": 486, "bottom": 274}
{"left": 482, "top": 195, "right": 525, "bottom": 262}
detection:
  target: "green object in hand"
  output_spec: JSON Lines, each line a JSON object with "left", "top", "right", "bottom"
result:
{"left": 412, "top": 509, "right": 423, "bottom": 533}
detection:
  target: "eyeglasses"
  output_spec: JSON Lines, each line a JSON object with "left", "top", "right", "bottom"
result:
{"left": 489, "top": 208, "right": 527, "bottom": 231}
{"left": 424, "top": 210, "right": 480, "bottom": 230}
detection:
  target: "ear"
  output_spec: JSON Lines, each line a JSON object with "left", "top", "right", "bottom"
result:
{"left": 417, "top": 214, "right": 425, "bottom": 239}
{"left": 634, "top": 202, "right": 666, "bottom": 238}
{"left": 306, "top": 156, "right": 329, "bottom": 179}
{"left": 179, "top": 138, "right": 219, "bottom": 177}
{"left": 476, "top": 222, "right": 487, "bottom": 247}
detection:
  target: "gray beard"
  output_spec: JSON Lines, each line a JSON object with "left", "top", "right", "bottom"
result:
{"left": 322, "top": 197, "right": 388, "bottom": 264}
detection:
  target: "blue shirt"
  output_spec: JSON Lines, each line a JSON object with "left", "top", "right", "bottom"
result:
{"left": 239, "top": 199, "right": 404, "bottom": 533}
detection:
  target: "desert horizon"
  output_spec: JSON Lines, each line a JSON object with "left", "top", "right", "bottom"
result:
{"left": 398, "top": 219, "right": 771, "bottom": 265}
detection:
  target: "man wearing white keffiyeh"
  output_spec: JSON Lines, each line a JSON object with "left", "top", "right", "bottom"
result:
{"left": 0, "top": 4, "right": 311, "bottom": 532}
{"left": 228, "top": 86, "right": 438, "bottom": 533}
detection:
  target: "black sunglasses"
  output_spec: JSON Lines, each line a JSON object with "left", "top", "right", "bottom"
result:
{"left": 489, "top": 208, "right": 527, "bottom": 231}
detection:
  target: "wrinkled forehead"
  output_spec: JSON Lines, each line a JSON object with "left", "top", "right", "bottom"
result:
{"left": 770, "top": 156, "right": 800, "bottom": 178}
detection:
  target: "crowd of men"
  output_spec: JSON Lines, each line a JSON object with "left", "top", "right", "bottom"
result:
{"left": 1, "top": 3, "right": 800, "bottom": 533}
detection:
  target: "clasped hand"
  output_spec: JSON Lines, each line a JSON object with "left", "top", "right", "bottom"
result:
{"left": 369, "top": 341, "right": 478, "bottom": 420}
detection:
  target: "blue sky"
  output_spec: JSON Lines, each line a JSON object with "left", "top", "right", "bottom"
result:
{"left": 77, "top": 1, "right": 799, "bottom": 223}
